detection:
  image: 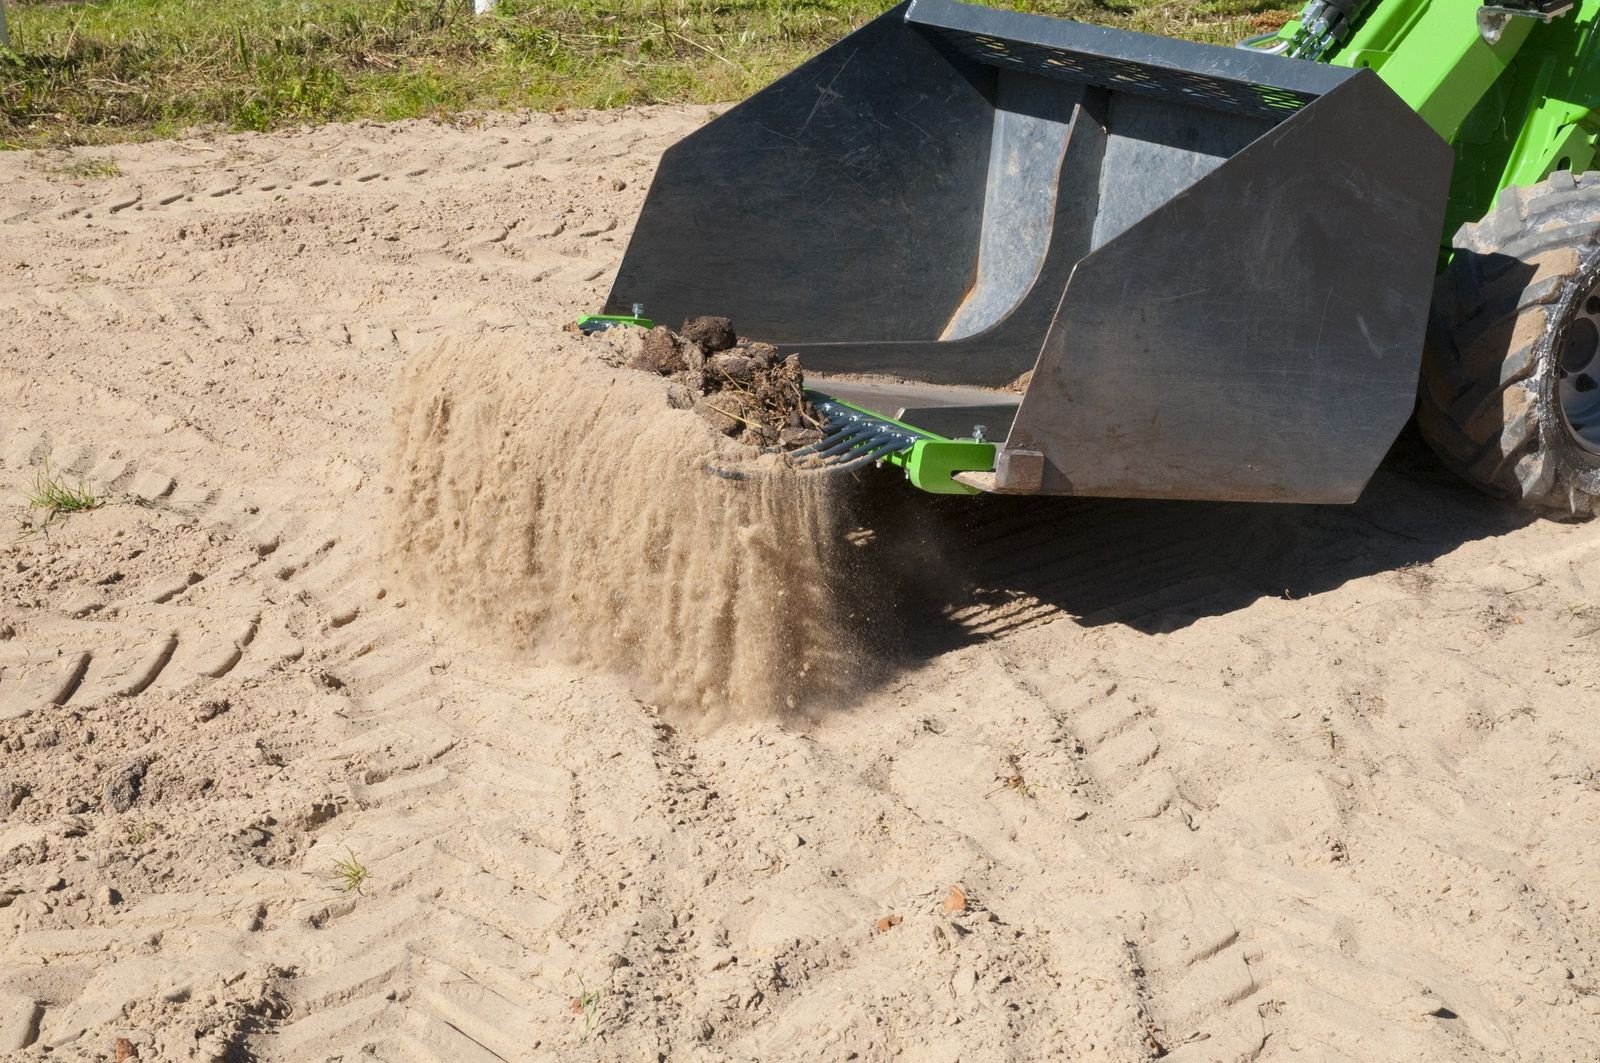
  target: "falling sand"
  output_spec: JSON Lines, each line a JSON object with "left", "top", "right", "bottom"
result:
{"left": 387, "top": 330, "right": 865, "bottom": 718}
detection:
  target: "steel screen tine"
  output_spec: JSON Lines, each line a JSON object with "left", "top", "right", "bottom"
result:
{"left": 827, "top": 440, "right": 907, "bottom": 472}
{"left": 787, "top": 426, "right": 858, "bottom": 457}
{"left": 802, "top": 425, "right": 880, "bottom": 459}
{"left": 815, "top": 430, "right": 894, "bottom": 460}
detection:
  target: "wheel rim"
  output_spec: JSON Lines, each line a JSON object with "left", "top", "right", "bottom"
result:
{"left": 1559, "top": 283, "right": 1600, "bottom": 454}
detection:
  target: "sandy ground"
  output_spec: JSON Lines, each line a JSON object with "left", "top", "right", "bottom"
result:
{"left": 1, "top": 108, "right": 1599, "bottom": 1062}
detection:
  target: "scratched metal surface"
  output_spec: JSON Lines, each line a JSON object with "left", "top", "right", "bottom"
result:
{"left": 606, "top": 2, "right": 993, "bottom": 347}
{"left": 1011, "top": 71, "right": 1452, "bottom": 502}
{"left": 606, "top": 1, "right": 1452, "bottom": 502}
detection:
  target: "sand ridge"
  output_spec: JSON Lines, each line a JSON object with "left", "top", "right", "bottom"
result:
{"left": 0, "top": 108, "right": 1596, "bottom": 1061}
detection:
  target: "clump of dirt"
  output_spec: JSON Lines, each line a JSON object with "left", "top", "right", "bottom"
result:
{"left": 622, "top": 316, "right": 826, "bottom": 450}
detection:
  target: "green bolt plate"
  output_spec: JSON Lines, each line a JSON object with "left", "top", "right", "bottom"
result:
{"left": 906, "top": 439, "right": 996, "bottom": 495}
{"left": 577, "top": 313, "right": 654, "bottom": 333}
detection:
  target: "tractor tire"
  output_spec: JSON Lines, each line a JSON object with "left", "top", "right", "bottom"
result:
{"left": 1421, "top": 171, "right": 1600, "bottom": 518}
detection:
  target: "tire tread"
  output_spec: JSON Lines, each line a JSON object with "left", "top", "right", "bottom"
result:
{"left": 1420, "top": 174, "right": 1600, "bottom": 517}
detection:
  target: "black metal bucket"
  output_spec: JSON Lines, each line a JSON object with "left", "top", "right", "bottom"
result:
{"left": 604, "top": 0, "right": 1452, "bottom": 502}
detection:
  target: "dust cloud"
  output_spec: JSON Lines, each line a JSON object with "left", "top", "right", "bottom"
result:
{"left": 387, "top": 332, "right": 866, "bottom": 717}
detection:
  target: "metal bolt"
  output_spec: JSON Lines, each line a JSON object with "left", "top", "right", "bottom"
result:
{"left": 632, "top": 303, "right": 645, "bottom": 319}
{"left": 972, "top": 425, "right": 988, "bottom": 442}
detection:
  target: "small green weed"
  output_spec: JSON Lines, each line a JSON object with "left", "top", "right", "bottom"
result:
{"left": 124, "top": 820, "right": 159, "bottom": 846}
{"left": 330, "top": 846, "right": 370, "bottom": 894}
{"left": 570, "top": 981, "right": 602, "bottom": 1044}
{"left": 25, "top": 464, "right": 101, "bottom": 524}
{"left": 48, "top": 155, "right": 121, "bottom": 179}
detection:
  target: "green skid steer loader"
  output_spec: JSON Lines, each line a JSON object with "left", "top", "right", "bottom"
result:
{"left": 596, "top": 0, "right": 1600, "bottom": 517}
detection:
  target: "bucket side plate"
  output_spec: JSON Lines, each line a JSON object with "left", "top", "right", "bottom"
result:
{"left": 1006, "top": 70, "right": 1453, "bottom": 503}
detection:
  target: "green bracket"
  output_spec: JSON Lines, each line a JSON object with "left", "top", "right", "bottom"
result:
{"left": 577, "top": 312, "right": 654, "bottom": 334}
{"left": 808, "top": 392, "right": 996, "bottom": 495}
{"left": 905, "top": 439, "right": 997, "bottom": 496}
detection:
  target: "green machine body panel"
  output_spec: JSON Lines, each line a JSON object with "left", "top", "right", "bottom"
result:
{"left": 1271, "top": 0, "right": 1600, "bottom": 241}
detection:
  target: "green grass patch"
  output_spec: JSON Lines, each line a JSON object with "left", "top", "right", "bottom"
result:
{"left": 0, "top": 0, "right": 1295, "bottom": 148}
{"left": 26, "top": 463, "right": 101, "bottom": 517}
{"left": 330, "top": 846, "right": 370, "bottom": 893}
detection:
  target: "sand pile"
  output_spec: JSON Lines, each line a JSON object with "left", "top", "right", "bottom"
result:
{"left": 387, "top": 329, "right": 863, "bottom": 717}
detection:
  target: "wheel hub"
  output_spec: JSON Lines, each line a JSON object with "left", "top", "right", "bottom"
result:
{"left": 1559, "top": 287, "right": 1600, "bottom": 454}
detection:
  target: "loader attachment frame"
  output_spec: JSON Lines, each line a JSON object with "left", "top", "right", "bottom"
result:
{"left": 604, "top": 0, "right": 1453, "bottom": 502}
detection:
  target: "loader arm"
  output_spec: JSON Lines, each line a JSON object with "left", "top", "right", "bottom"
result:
{"left": 1262, "top": 0, "right": 1600, "bottom": 242}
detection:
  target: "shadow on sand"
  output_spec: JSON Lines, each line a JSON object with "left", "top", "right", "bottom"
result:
{"left": 837, "top": 423, "right": 1534, "bottom": 658}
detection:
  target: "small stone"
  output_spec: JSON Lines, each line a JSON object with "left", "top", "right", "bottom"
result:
{"left": 681, "top": 316, "right": 736, "bottom": 354}
{"left": 606, "top": 952, "right": 631, "bottom": 970}
{"left": 943, "top": 885, "right": 968, "bottom": 915}
{"left": 707, "top": 950, "right": 735, "bottom": 972}
{"left": 875, "top": 913, "right": 903, "bottom": 933}
{"left": 610, "top": 178, "right": 628, "bottom": 192}
{"left": 99, "top": 885, "right": 122, "bottom": 905}
{"left": 195, "top": 698, "right": 230, "bottom": 723}
{"left": 952, "top": 968, "right": 977, "bottom": 996}
{"left": 104, "top": 757, "right": 151, "bottom": 814}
